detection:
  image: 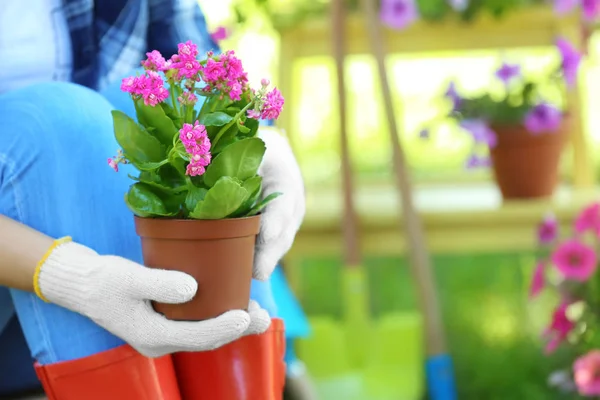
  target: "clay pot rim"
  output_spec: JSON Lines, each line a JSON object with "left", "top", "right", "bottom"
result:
{"left": 134, "top": 214, "right": 261, "bottom": 240}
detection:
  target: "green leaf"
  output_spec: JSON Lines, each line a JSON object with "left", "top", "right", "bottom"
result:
{"left": 237, "top": 120, "right": 251, "bottom": 133}
{"left": 200, "top": 112, "right": 234, "bottom": 127}
{"left": 231, "top": 176, "right": 262, "bottom": 217}
{"left": 203, "top": 138, "right": 266, "bottom": 187}
{"left": 124, "top": 183, "right": 176, "bottom": 217}
{"left": 190, "top": 177, "right": 249, "bottom": 219}
{"left": 112, "top": 111, "right": 166, "bottom": 166}
{"left": 247, "top": 192, "right": 283, "bottom": 217}
{"left": 135, "top": 98, "right": 179, "bottom": 146}
{"left": 185, "top": 186, "right": 208, "bottom": 213}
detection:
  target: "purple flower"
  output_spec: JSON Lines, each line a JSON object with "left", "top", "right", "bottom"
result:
{"left": 445, "top": 81, "right": 462, "bottom": 111}
{"left": 556, "top": 37, "right": 582, "bottom": 88}
{"left": 447, "top": 0, "right": 469, "bottom": 11}
{"left": 538, "top": 213, "right": 559, "bottom": 245}
{"left": 460, "top": 119, "right": 498, "bottom": 147}
{"left": 380, "top": 0, "right": 419, "bottom": 30}
{"left": 582, "top": 0, "right": 600, "bottom": 21}
{"left": 554, "top": 0, "right": 579, "bottom": 15}
{"left": 465, "top": 154, "right": 491, "bottom": 169}
{"left": 495, "top": 62, "right": 521, "bottom": 84}
{"left": 524, "top": 103, "right": 562, "bottom": 134}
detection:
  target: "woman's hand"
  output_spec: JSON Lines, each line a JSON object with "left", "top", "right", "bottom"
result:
{"left": 255, "top": 128, "right": 306, "bottom": 281}
{"left": 38, "top": 241, "right": 271, "bottom": 358}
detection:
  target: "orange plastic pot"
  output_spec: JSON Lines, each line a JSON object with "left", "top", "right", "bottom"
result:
{"left": 173, "top": 318, "right": 287, "bottom": 400}
{"left": 134, "top": 215, "right": 260, "bottom": 321}
{"left": 490, "top": 121, "right": 569, "bottom": 200}
{"left": 35, "top": 344, "right": 181, "bottom": 400}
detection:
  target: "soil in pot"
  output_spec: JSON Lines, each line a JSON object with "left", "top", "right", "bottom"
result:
{"left": 489, "top": 122, "right": 569, "bottom": 200}
{"left": 134, "top": 215, "right": 261, "bottom": 321}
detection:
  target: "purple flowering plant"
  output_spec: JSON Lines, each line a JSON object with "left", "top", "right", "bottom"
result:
{"left": 422, "top": 38, "right": 581, "bottom": 168}
{"left": 108, "top": 41, "right": 284, "bottom": 219}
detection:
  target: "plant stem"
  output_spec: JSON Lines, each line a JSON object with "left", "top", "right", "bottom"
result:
{"left": 169, "top": 79, "right": 179, "bottom": 114}
{"left": 211, "top": 101, "right": 255, "bottom": 149}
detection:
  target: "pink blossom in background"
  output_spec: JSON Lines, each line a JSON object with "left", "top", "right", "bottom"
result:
{"left": 495, "top": 62, "right": 521, "bottom": 84}
{"left": 178, "top": 91, "right": 198, "bottom": 106}
{"left": 460, "top": 119, "right": 497, "bottom": 147}
{"left": 554, "top": 0, "right": 580, "bottom": 15}
{"left": 582, "top": 0, "right": 600, "bottom": 20}
{"left": 574, "top": 350, "right": 600, "bottom": 396}
{"left": 524, "top": 103, "right": 562, "bottom": 134}
{"left": 529, "top": 262, "right": 546, "bottom": 298}
{"left": 557, "top": 37, "right": 582, "bottom": 88}
{"left": 380, "top": 0, "right": 419, "bottom": 30}
{"left": 543, "top": 302, "right": 575, "bottom": 354}
{"left": 551, "top": 239, "right": 597, "bottom": 281}
{"left": 575, "top": 202, "right": 600, "bottom": 235}
{"left": 445, "top": 81, "right": 462, "bottom": 111}
{"left": 464, "top": 154, "right": 491, "bottom": 169}
{"left": 447, "top": 0, "right": 469, "bottom": 11}
{"left": 179, "top": 122, "right": 212, "bottom": 176}
{"left": 210, "top": 26, "right": 229, "bottom": 43}
{"left": 538, "top": 213, "right": 559, "bottom": 244}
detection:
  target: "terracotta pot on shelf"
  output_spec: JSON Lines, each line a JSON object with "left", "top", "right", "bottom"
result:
{"left": 134, "top": 215, "right": 261, "bottom": 321}
{"left": 489, "top": 120, "right": 569, "bottom": 200}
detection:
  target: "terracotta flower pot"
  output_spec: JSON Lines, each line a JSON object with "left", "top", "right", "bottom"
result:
{"left": 489, "top": 122, "right": 569, "bottom": 200}
{"left": 173, "top": 318, "right": 287, "bottom": 400}
{"left": 134, "top": 215, "right": 261, "bottom": 321}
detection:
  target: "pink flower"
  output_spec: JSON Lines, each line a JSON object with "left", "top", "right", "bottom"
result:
{"left": 177, "top": 40, "right": 199, "bottom": 59}
{"left": 574, "top": 350, "right": 600, "bottom": 396}
{"left": 108, "top": 158, "right": 119, "bottom": 172}
{"left": 543, "top": 302, "right": 574, "bottom": 354}
{"left": 178, "top": 91, "right": 198, "bottom": 106}
{"left": 582, "top": 0, "right": 600, "bottom": 21}
{"left": 261, "top": 88, "right": 284, "bottom": 120}
{"left": 538, "top": 213, "right": 558, "bottom": 244}
{"left": 529, "top": 262, "right": 546, "bottom": 298}
{"left": 120, "top": 72, "right": 169, "bottom": 106}
{"left": 575, "top": 202, "right": 600, "bottom": 235}
{"left": 380, "top": 0, "right": 419, "bottom": 30}
{"left": 551, "top": 239, "right": 597, "bottom": 281}
{"left": 141, "top": 50, "right": 167, "bottom": 71}
{"left": 179, "top": 122, "right": 211, "bottom": 177}
{"left": 554, "top": 0, "right": 580, "bottom": 15}
{"left": 199, "top": 51, "right": 249, "bottom": 101}
{"left": 210, "top": 26, "right": 229, "bottom": 43}
{"left": 107, "top": 149, "right": 127, "bottom": 172}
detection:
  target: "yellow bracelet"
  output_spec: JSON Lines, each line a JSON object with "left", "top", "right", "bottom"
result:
{"left": 33, "top": 236, "right": 72, "bottom": 302}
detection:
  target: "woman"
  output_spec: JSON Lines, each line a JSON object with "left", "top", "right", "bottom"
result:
{"left": 0, "top": 0, "right": 306, "bottom": 398}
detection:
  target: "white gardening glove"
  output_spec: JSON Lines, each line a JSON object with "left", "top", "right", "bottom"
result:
{"left": 255, "top": 128, "right": 306, "bottom": 280}
{"left": 38, "top": 241, "right": 271, "bottom": 358}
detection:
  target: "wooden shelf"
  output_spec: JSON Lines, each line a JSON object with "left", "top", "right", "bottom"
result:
{"left": 286, "top": 183, "right": 599, "bottom": 258}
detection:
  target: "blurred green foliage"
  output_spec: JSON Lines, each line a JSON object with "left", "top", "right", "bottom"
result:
{"left": 298, "top": 252, "right": 587, "bottom": 399}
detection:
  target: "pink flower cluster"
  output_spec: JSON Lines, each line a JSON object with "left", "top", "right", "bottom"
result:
{"left": 574, "top": 350, "right": 600, "bottom": 396}
{"left": 171, "top": 41, "right": 202, "bottom": 80}
{"left": 247, "top": 80, "right": 285, "bottom": 121}
{"left": 530, "top": 202, "right": 600, "bottom": 355}
{"left": 120, "top": 71, "right": 169, "bottom": 106}
{"left": 200, "top": 50, "right": 249, "bottom": 101}
{"left": 107, "top": 149, "right": 127, "bottom": 172}
{"left": 179, "top": 122, "right": 211, "bottom": 176}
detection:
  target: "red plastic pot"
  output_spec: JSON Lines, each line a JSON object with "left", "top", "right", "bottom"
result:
{"left": 173, "top": 318, "right": 287, "bottom": 400}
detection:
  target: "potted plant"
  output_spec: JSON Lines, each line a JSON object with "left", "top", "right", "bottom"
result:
{"left": 109, "top": 41, "right": 284, "bottom": 321}
{"left": 422, "top": 37, "right": 581, "bottom": 199}
{"left": 530, "top": 204, "right": 600, "bottom": 397}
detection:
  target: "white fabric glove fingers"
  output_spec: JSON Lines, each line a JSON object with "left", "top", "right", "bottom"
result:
{"left": 127, "top": 264, "right": 198, "bottom": 304}
{"left": 243, "top": 300, "right": 271, "bottom": 336}
{"left": 158, "top": 310, "right": 251, "bottom": 352}
{"left": 253, "top": 231, "right": 294, "bottom": 280}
